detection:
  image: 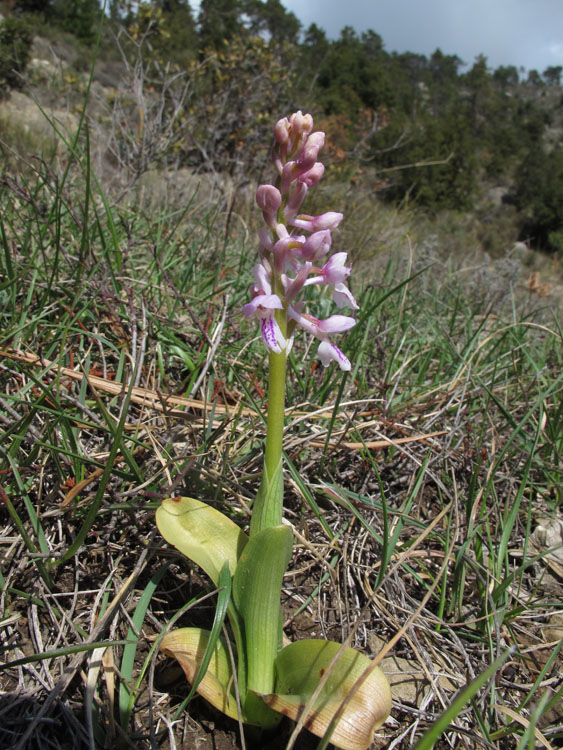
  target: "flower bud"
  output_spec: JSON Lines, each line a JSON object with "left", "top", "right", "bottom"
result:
{"left": 283, "top": 182, "right": 308, "bottom": 221}
{"left": 274, "top": 117, "right": 290, "bottom": 146}
{"left": 295, "top": 131, "right": 325, "bottom": 172}
{"left": 256, "top": 185, "right": 282, "bottom": 227}
{"left": 292, "top": 212, "right": 343, "bottom": 232}
{"left": 288, "top": 111, "right": 314, "bottom": 157}
{"left": 289, "top": 111, "right": 313, "bottom": 137}
{"left": 298, "top": 162, "right": 324, "bottom": 187}
{"left": 300, "top": 230, "right": 332, "bottom": 261}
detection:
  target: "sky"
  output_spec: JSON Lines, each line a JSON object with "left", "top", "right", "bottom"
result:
{"left": 189, "top": 0, "right": 563, "bottom": 75}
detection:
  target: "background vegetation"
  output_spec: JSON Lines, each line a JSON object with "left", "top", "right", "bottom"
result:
{"left": 1, "top": 0, "right": 563, "bottom": 253}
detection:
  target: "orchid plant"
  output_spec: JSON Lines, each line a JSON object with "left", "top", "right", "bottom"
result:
{"left": 156, "top": 112, "right": 392, "bottom": 750}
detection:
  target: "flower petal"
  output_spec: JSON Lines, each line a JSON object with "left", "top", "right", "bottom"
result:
{"left": 253, "top": 262, "right": 272, "bottom": 293}
{"left": 317, "top": 340, "right": 351, "bottom": 370}
{"left": 318, "top": 315, "right": 356, "bottom": 334}
{"left": 333, "top": 283, "right": 359, "bottom": 310}
{"left": 261, "top": 317, "right": 286, "bottom": 353}
{"left": 244, "top": 294, "right": 283, "bottom": 319}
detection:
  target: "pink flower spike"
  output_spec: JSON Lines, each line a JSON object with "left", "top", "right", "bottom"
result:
{"left": 261, "top": 317, "right": 286, "bottom": 354}
{"left": 317, "top": 340, "right": 351, "bottom": 370}
{"left": 292, "top": 212, "right": 343, "bottom": 232}
{"left": 317, "top": 314, "right": 356, "bottom": 333}
{"left": 333, "top": 283, "right": 359, "bottom": 310}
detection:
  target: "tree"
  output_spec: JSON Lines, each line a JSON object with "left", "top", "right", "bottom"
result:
{"left": 52, "top": 0, "right": 101, "bottom": 42}
{"left": 427, "top": 48, "right": 462, "bottom": 115}
{"left": 242, "top": 0, "right": 301, "bottom": 45}
{"left": 493, "top": 64, "right": 519, "bottom": 89}
{"left": 0, "top": 16, "right": 33, "bottom": 92}
{"left": 526, "top": 69, "right": 543, "bottom": 87}
{"left": 376, "top": 104, "right": 476, "bottom": 211}
{"left": 313, "top": 26, "right": 393, "bottom": 120}
{"left": 198, "top": 0, "right": 242, "bottom": 51}
{"left": 155, "top": 0, "right": 197, "bottom": 66}
{"left": 542, "top": 65, "right": 562, "bottom": 86}
{"left": 513, "top": 145, "right": 563, "bottom": 251}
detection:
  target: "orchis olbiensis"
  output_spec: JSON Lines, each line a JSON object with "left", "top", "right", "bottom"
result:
{"left": 156, "top": 112, "right": 392, "bottom": 750}
{"left": 244, "top": 111, "right": 358, "bottom": 370}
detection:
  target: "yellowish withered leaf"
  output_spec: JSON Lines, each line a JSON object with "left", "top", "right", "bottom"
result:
{"left": 264, "top": 639, "right": 392, "bottom": 750}
{"left": 160, "top": 627, "right": 242, "bottom": 721}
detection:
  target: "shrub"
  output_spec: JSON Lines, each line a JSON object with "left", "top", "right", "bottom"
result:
{"left": 0, "top": 17, "right": 33, "bottom": 93}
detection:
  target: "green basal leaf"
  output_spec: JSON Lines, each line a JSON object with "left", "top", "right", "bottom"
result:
{"left": 160, "top": 627, "right": 244, "bottom": 722}
{"left": 156, "top": 497, "right": 248, "bottom": 696}
{"left": 156, "top": 497, "right": 248, "bottom": 585}
{"left": 233, "top": 524, "right": 293, "bottom": 727}
{"left": 264, "top": 639, "right": 392, "bottom": 750}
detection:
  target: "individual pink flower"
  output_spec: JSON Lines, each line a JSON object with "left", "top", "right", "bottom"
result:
{"left": 298, "top": 230, "right": 332, "bottom": 261}
{"left": 306, "top": 252, "right": 351, "bottom": 286}
{"left": 274, "top": 117, "right": 290, "bottom": 149}
{"left": 284, "top": 262, "right": 312, "bottom": 304}
{"left": 293, "top": 131, "right": 325, "bottom": 176}
{"left": 243, "top": 293, "right": 283, "bottom": 319}
{"left": 286, "top": 309, "right": 356, "bottom": 370}
{"left": 283, "top": 181, "right": 308, "bottom": 220}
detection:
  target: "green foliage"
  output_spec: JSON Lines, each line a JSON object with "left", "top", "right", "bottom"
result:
{"left": 243, "top": 0, "right": 301, "bottom": 45}
{"left": 513, "top": 144, "right": 563, "bottom": 252}
{"left": 377, "top": 105, "right": 477, "bottom": 210}
{"left": 314, "top": 27, "right": 394, "bottom": 119}
{"left": 543, "top": 64, "right": 562, "bottom": 86}
{"left": 0, "top": 16, "right": 33, "bottom": 93}
{"left": 198, "top": 0, "right": 242, "bottom": 51}
{"left": 11, "top": 0, "right": 53, "bottom": 15}
{"left": 52, "top": 0, "right": 101, "bottom": 43}
{"left": 178, "top": 34, "right": 296, "bottom": 177}
{"left": 526, "top": 69, "right": 543, "bottom": 87}
{"left": 158, "top": 0, "right": 197, "bottom": 66}
{"left": 493, "top": 64, "right": 519, "bottom": 89}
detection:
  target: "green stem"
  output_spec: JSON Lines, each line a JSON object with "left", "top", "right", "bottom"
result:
{"left": 264, "top": 348, "right": 287, "bottom": 481}
{"left": 250, "top": 313, "right": 287, "bottom": 536}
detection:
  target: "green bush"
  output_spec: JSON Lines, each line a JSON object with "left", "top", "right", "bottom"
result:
{"left": 0, "top": 17, "right": 33, "bottom": 93}
{"left": 513, "top": 145, "right": 563, "bottom": 252}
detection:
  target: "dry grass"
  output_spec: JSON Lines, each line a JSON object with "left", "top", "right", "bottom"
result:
{"left": 0, "top": 91, "right": 562, "bottom": 750}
